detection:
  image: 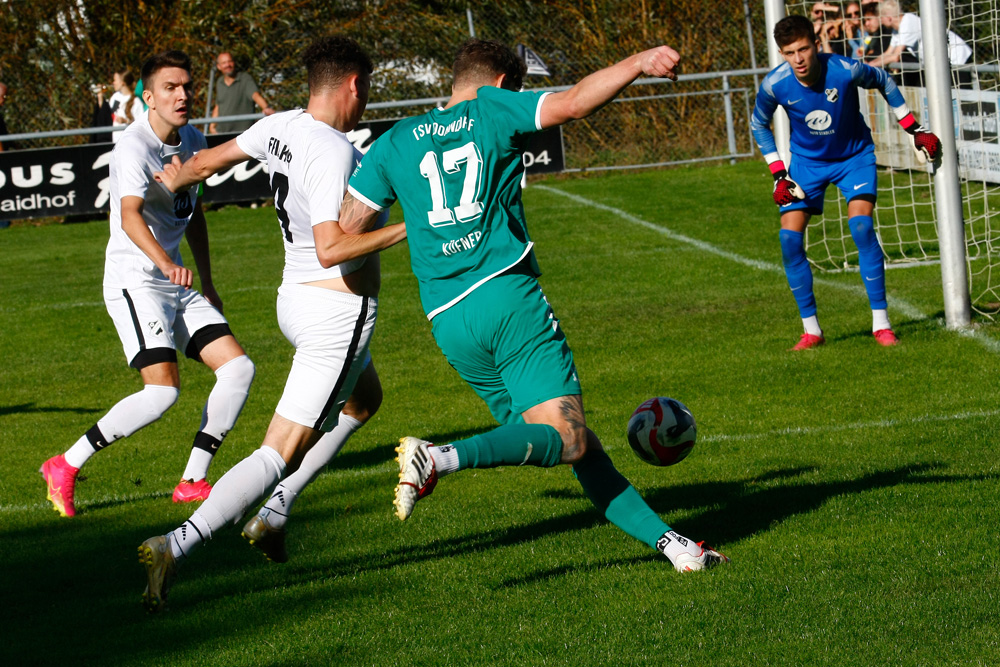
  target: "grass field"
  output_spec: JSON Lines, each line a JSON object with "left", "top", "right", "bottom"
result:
{"left": 3, "top": 161, "right": 1000, "bottom": 666}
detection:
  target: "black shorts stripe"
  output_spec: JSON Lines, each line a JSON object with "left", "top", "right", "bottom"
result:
{"left": 122, "top": 289, "right": 146, "bottom": 353}
{"left": 313, "top": 296, "right": 369, "bottom": 430}
{"left": 185, "top": 323, "right": 233, "bottom": 361}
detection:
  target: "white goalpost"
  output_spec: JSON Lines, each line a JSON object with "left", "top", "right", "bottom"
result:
{"left": 761, "top": 0, "right": 974, "bottom": 327}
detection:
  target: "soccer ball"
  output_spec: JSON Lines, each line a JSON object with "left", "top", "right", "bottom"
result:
{"left": 626, "top": 397, "right": 696, "bottom": 466}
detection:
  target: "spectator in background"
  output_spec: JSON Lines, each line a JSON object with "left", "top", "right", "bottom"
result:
{"left": 845, "top": 2, "right": 864, "bottom": 58}
{"left": 861, "top": 3, "right": 894, "bottom": 62}
{"left": 815, "top": 4, "right": 849, "bottom": 57}
{"left": 109, "top": 70, "right": 144, "bottom": 143}
{"left": 0, "top": 82, "right": 8, "bottom": 152}
{"left": 90, "top": 82, "right": 113, "bottom": 144}
{"left": 869, "top": 0, "right": 972, "bottom": 87}
{"left": 208, "top": 52, "right": 274, "bottom": 134}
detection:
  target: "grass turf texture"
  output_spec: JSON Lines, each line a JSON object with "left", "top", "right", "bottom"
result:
{"left": 3, "top": 161, "right": 999, "bottom": 665}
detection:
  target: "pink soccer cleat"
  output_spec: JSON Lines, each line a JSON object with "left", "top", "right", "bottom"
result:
{"left": 790, "top": 332, "right": 825, "bottom": 351}
{"left": 172, "top": 478, "right": 212, "bottom": 503}
{"left": 873, "top": 329, "right": 898, "bottom": 346}
{"left": 40, "top": 454, "right": 80, "bottom": 517}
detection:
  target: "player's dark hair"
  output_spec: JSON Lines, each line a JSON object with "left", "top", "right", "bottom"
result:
{"left": 302, "top": 35, "right": 373, "bottom": 93}
{"left": 140, "top": 51, "right": 191, "bottom": 91}
{"left": 453, "top": 38, "right": 526, "bottom": 92}
{"left": 774, "top": 15, "right": 818, "bottom": 47}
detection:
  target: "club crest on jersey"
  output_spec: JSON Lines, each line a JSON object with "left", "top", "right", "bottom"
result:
{"left": 825, "top": 88, "right": 839, "bottom": 103}
{"left": 805, "top": 110, "right": 833, "bottom": 131}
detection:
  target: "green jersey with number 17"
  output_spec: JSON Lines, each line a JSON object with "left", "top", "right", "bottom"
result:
{"left": 348, "top": 86, "right": 550, "bottom": 320}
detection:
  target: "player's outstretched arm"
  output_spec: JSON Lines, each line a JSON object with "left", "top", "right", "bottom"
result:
{"left": 184, "top": 202, "right": 222, "bottom": 310}
{"left": 313, "top": 218, "right": 407, "bottom": 269}
{"left": 539, "top": 46, "right": 679, "bottom": 129}
{"left": 120, "top": 195, "right": 193, "bottom": 288}
{"left": 154, "top": 139, "right": 251, "bottom": 193}
{"left": 339, "top": 191, "right": 386, "bottom": 236}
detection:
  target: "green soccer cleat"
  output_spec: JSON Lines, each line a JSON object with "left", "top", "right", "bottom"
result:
{"left": 242, "top": 514, "right": 289, "bottom": 564}
{"left": 138, "top": 535, "right": 177, "bottom": 613}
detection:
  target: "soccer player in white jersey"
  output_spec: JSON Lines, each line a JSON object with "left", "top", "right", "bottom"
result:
{"left": 138, "top": 36, "right": 406, "bottom": 612}
{"left": 39, "top": 51, "right": 256, "bottom": 517}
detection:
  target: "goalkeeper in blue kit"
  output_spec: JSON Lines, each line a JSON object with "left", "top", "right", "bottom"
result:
{"left": 751, "top": 15, "right": 941, "bottom": 350}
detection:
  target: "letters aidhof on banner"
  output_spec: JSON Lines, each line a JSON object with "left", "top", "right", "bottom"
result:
{"left": 0, "top": 119, "right": 565, "bottom": 220}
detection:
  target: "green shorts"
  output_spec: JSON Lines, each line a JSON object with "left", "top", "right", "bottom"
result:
{"left": 431, "top": 273, "right": 581, "bottom": 425}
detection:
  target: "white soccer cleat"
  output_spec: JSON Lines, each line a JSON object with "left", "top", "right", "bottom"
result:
{"left": 393, "top": 436, "right": 438, "bottom": 521}
{"left": 672, "top": 541, "right": 731, "bottom": 573}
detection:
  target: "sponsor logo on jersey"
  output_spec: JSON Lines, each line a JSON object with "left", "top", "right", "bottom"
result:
{"left": 825, "top": 88, "right": 839, "bottom": 103}
{"left": 173, "top": 191, "right": 193, "bottom": 220}
{"left": 787, "top": 98, "right": 802, "bottom": 106}
{"left": 805, "top": 110, "right": 833, "bottom": 132}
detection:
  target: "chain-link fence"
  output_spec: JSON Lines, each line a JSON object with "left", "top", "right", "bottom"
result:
{"left": 0, "top": 1, "right": 768, "bottom": 171}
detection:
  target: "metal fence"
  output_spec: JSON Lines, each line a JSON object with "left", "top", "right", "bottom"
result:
{"left": 0, "top": 1, "right": 767, "bottom": 173}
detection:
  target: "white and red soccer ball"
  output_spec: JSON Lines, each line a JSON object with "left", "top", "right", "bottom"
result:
{"left": 626, "top": 397, "right": 696, "bottom": 466}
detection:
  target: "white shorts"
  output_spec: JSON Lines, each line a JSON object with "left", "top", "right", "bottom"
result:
{"left": 104, "top": 284, "right": 230, "bottom": 369}
{"left": 275, "top": 283, "right": 377, "bottom": 432}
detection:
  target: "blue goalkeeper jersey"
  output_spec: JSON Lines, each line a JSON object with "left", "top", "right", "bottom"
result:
{"left": 751, "top": 53, "right": 907, "bottom": 163}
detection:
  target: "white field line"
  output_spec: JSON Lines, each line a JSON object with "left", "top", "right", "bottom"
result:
{"left": 536, "top": 185, "right": 1000, "bottom": 353}
{"left": 6, "top": 409, "right": 994, "bottom": 515}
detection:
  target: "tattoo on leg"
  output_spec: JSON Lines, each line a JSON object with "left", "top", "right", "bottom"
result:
{"left": 559, "top": 397, "right": 586, "bottom": 433}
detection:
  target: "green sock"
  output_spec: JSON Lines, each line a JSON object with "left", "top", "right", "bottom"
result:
{"left": 573, "top": 448, "right": 670, "bottom": 549}
{"left": 452, "top": 423, "right": 563, "bottom": 469}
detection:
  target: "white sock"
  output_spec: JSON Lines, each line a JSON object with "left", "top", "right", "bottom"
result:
{"left": 193, "top": 445, "right": 286, "bottom": 538}
{"left": 429, "top": 444, "right": 460, "bottom": 477}
{"left": 657, "top": 529, "right": 702, "bottom": 563}
{"left": 64, "top": 385, "right": 179, "bottom": 469}
{"left": 182, "top": 355, "right": 255, "bottom": 480}
{"left": 257, "top": 413, "right": 364, "bottom": 530}
{"left": 802, "top": 315, "right": 823, "bottom": 337}
{"left": 872, "top": 309, "right": 891, "bottom": 332}
{"left": 259, "top": 485, "right": 298, "bottom": 530}
{"left": 168, "top": 511, "right": 213, "bottom": 561}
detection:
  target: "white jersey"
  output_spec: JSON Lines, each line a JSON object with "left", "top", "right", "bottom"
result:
{"left": 237, "top": 110, "right": 372, "bottom": 285}
{"left": 104, "top": 115, "right": 207, "bottom": 289}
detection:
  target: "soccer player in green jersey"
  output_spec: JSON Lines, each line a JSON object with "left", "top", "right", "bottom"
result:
{"left": 344, "top": 39, "right": 729, "bottom": 572}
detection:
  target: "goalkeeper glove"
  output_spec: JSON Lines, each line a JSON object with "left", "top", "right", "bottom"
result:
{"left": 772, "top": 169, "right": 805, "bottom": 207}
{"left": 907, "top": 126, "right": 941, "bottom": 164}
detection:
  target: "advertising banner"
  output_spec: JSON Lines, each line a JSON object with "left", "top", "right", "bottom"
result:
{"left": 0, "top": 119, "right": 564, "bottom": 220}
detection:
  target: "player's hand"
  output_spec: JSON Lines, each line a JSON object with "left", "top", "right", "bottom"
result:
{"left": 639, "top": 46, "right": 680, "bottom": 81}
{"left": 909, "top": 127, "right": 941, "bottom": 164}
{"left": 201, "top": 283, "right": 224, "bottom": 313}
{"left": 163, "top": 264, "right": 193, "bottom": 289}
{"left": 154, "top": 155, "right": 187, "bottom": 193}
{"left": 772, "top": 172, "right": 806, "bottom": 207}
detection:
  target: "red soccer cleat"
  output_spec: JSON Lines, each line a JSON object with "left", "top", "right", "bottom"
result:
{"left": 873, "top": 329, "right": 899, "bottom": 346}
{"left": 172, "top": 478, "right": 213, "bottom": 503}
{"left": 790, "top": 333, "right": 825, "bottom": 351}
{"left": 40, "top": 454, "right": 80, "bottom": 517}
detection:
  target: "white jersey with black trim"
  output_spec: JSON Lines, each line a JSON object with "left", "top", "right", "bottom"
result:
{"left": 105, "top": 115, "right": 207, "bottom": 289}
{"left": 237, "top": 110, "right": 376, "bottom": 285}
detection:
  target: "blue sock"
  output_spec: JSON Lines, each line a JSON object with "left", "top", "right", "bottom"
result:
{"left": 849, "top": 215, "right": 887, "bottom": 310}
{"left": 779, "top": 229, "right": 817, "bottom": 318}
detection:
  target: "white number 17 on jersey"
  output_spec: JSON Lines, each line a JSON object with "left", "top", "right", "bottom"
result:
{"left": 419, "top": 141, "right": 484, "bottom": 227}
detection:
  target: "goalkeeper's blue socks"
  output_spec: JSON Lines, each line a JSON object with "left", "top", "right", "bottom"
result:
{"left": 438, "top": 423, "right": 563, "bottom": 473}
{"left": 780, "top": 229, "right": 818, "bottom": 319}
{"left": 849, "top": 215, "right": 888, "bottom": 311}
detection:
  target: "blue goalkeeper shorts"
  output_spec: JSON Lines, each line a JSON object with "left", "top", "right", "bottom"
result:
{"left": 782, "top": 149, "right": 878, "bottom": 215}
